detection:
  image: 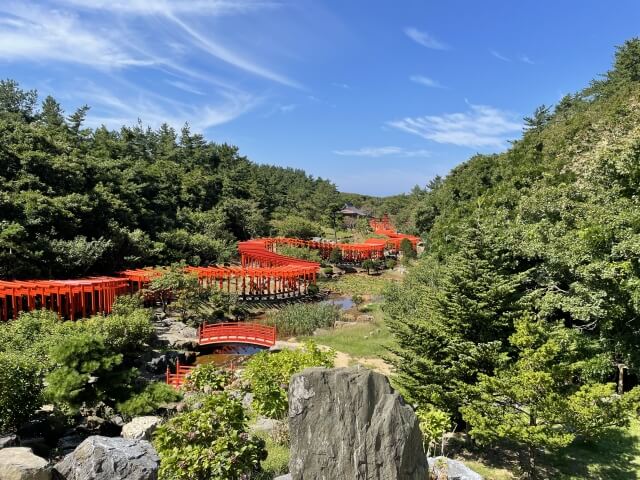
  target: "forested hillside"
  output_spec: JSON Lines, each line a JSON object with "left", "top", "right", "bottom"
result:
{"left": 386, "top": 39, "right": 640, "bottom": 475}
{"left": 0, "top": 81, "right": 341, "bottom": 278}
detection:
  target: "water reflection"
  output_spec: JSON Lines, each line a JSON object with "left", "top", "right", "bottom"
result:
{"left": 321, "top": 297, "right": 355, "bottom": 310}
{"left": 196, "top": 343, "right": 267, "bottom": 367}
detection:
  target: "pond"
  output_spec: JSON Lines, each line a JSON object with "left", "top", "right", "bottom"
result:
{"left": 196, "top": 343, "right": 267, "bottom": 367}
{"left": 321, "top": 296, "right": 355, "bottom": 310}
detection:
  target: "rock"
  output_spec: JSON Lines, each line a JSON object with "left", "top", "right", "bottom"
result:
{"left": 288, "top": 367, "right": 427, "bottom": 480}
{"left": 54, "top": 436, "right": 159, "bottom": 480}
{"left": 0, "top": 447, "right": 50, "bottom": 480}
{"left": 57, "top": 434, "right": 86, "bottom": 455}
{"left": 155, "top": 320, "right": 198, "bottom": 350}
{"left": 428, "top": 457, "right": 483, "bottom": 480}
{"left": 121, "top": 416, "right": 161, "bottom": 441}
{"left": 356, "top": 314, "right": 375, "bottom": 322}
{"left": 334, "top": 320, "right": 358, "bottom": 328}
{"left": 111, "top": 415, "right": 125, "bottom": 428}
{"left": 0, "top": 434, "right": 18, "bottom": 449}
{"left": 274, "top": 475, "right": 292, "bottom": 480}
{"left": 249, "top": 417, "right": 285, "bottom": 436}
{"left": 18, "top": 438, "right": 49, "bottom": 458}
{"left": 242, "top": 392, "right": 254, "bottom": 410}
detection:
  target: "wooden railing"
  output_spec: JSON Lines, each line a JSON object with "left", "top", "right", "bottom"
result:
{"left": 165, "top": 359, "right": 195, "bottom": 388}
{"left": 198, "top": 322, "right": 276, "bottom": 348}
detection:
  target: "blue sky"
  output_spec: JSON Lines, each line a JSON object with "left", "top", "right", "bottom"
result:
{"left": 1, "top": 1, "right": 638, "bottom": 195}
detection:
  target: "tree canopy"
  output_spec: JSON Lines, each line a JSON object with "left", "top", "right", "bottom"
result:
{"left": 0, "top": 82, "right": 341, "bottom": 278}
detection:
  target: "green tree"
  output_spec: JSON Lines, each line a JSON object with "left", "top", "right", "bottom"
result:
{"left": 462, "top": 317, "right": 640, "bottom": 478}
{"left": 272, "top": 216, "right": 321, "bottom": 239}
{"left": 45, "top": 332, "right": 136, "bottom": 411}
{"left": 386, "top": 220, "right": 526, "bottom": 415}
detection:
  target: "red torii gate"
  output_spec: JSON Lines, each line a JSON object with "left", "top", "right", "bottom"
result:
{"left": 0, "top": 219, "right": 419, "bottom": 322}
{"left": 0, "top": 277, "right": 130, "bottom": 322}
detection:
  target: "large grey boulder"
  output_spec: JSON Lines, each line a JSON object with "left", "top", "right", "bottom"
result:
{"left": 54, "top": 436, "right": 159, "bottom": 480}
{"left": 428, "top": 457, "right": 483, "bottom": 480}
{"left": 0, "top": 434, "right": 18, "bottom": 449}
{"left": 121, "top": 416, "right": 161, "bottom": 441}
{"left": 288, "top": 367, "right": 427, "bottom": 480}
{"left": 0, "top": 447, "right": 50, "bottom": 480}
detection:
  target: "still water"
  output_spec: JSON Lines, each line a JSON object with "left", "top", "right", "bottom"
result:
{"left": 196, "top": 343, "right": 267, "bottom": 367}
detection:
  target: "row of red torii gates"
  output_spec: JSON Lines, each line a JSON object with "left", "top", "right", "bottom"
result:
{"left": 0, "top": 216, "right": 419, "bottom": 322}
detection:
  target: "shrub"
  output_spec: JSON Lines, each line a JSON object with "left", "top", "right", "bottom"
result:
{"left": 323, "top": 266, "right": 334, "bottom": 275}
{"left": 385, "top": 258, "right": 397, "bottom": 269}
{"left": 111, "top": 293, "right": 145, "bottom": 315}
{"left": 399, "top": 238, "right": 416, "bottom": 259}
{"left": 117, "top": 382, "right": 182, "bottom": 419}
{"left": 88, "top": 309, "right": 154, "bottom": 356}
{"left": 264, "top": 303, "right": 341, "bottom": 336}
{"left": 271, "top": 216, "right": 322, "bottom": 240}
{"left": 45, "top": 331, "right": 136, "bottom": 411}
{"left": 416, "top": 405, "right": 451, "bottom": 457}
{"left": 307, "top": 283, "right": 320, "bottom": 296}
{"left": 329, "top": 247, "right": 342, "bottom": 264}
{"left": 243, "top": 342, "right": 335, "bottom": 419}
{"left": 184, "top": 364, "right": 232, "bottom": 392}
{"left": 0, "top": 352, "right": 43, "bottom": 433}
{"left": 153, "top": 393, "right": 267, "bottom": 480}
{"left": 278, "top": 245, "right": 322, "bottom": 263}
{"left": 351, "top": 294, "right": 365, "bottom": 308}
{"left": 0, "top": 310, "right": 61, "bottom": 366}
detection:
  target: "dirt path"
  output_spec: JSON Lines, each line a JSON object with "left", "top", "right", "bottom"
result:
{"left": 275, "top": 340, "right": 393, "bottom": 377}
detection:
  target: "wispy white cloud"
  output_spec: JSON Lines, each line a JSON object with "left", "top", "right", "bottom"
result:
{"left": 165, "top": 80, "right": 205, "bottom": 95}
{"left": 490, "top": 49, "right": 510, "bottom": 62}
{"left": 388, "top": 103, "right": 521, "bottom": 149}
{"left": 56, "top": 0, "right": 278, "bottom": 16}
{"left": 404, "top": 27, "right": 449, "bottom": 50}
{"left": 519, "top": 54, "right": 535, "bottom": 64}
{"left": 331, "top": 82, "right": 350, "bottom": 89}
{"left": 410, "top": 75, "right": 444, "bottom": 88}
{"left": 0, "top": 4, "right": 153, "bottom": 69}
{"left": 51, "top": 0, "right": 302, "bottom": 88}
{"left": 165, "top": 12, "right": 302, "bottom": 88}
{"left": 333, "top": 146, "right": 431, "bottom": 158}
{"left": 83, "top": 83, "right": 258, "bottom": 131}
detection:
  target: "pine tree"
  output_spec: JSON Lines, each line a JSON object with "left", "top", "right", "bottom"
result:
{"left": 462, "top": 317, "right": 640, "bottom": 479}
{"left": 386, "top": 218, "right": 526, "bottom": 414}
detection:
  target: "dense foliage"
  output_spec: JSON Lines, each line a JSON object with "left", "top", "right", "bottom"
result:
{"left": 184, "top": 364, "right": 232, "bottom": 393}
{"left": 263, "top": 303, "right": 342, "bottom": 336}
{"left": 116, "top": 382, "right": 182, "bottom": 419}
{"left": 385, "top": 38, "right": 640, "bottom": 475}
{"left": 243, "top": 342, "right": 335, "bottom": 419}
{"left": 153, "top": 393, "right": 266, "bottom": 480}
{"left": 0, "top": 308, "right": 153, "bottom": 414}
{"left": 0, "top": 80, "right": 341, "bottom": 278}
{"left": 0, "top": 351, "right": 43, "bottom": 433}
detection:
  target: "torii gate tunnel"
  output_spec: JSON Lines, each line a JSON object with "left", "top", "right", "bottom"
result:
{"left": 0, "top": 214, "right": 418, "bottom": 322}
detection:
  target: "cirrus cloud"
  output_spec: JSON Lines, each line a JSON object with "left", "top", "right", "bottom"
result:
{"left": 388, "top": 103, "right": 521, "bottom": 149}
{"left": 333, "top": 146, "right": 431, "bottom": 158}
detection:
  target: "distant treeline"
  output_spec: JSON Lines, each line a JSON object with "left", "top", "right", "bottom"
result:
{"left": 0, "top": 80, "right": 342, "bottom": 278}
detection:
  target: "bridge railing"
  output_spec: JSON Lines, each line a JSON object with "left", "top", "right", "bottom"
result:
{"left": 198, "top": 322, "right": 277, "bottom": 348}
{"left": 166, "top": 360, "right": 195, "bottom": 388}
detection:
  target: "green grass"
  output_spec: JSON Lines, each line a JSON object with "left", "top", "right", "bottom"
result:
{"left": 457, "top": 419, "right": 640, "bottom": 479}
{"left": 252, "top": 430, "right": 289, "bottom": 479}
{"left": 302, "top": 303, "right": 394, "bottom": 358}
{"left": 319, "top": 274, "right": 392, "bottom": 297}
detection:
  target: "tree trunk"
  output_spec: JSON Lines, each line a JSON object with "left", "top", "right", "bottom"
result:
{"left": 617, "top": 363, "right": 626, "bottom": 394}
{"left": 527, "top": 444, "right": 537, "bottom": 480}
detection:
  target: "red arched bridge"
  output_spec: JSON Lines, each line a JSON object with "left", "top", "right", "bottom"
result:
{"left": 166, "top": 322, "right": 276, "bottom": 388}
{"left": 198, "top": 322, "right": 276, "bottom": 348}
